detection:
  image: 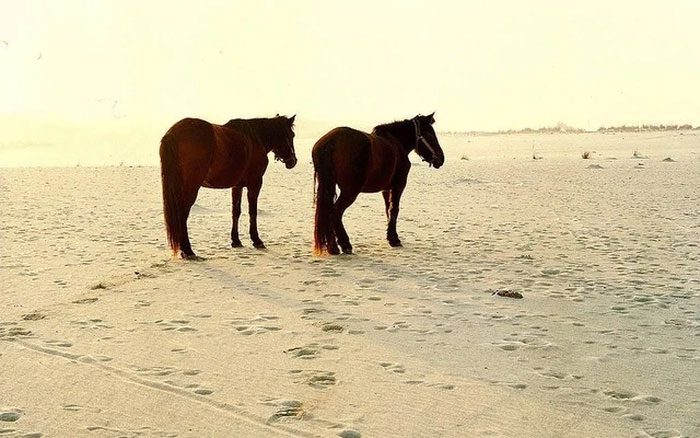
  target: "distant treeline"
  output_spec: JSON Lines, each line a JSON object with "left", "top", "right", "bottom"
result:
{"left": 443, "top": 123, "right": 699, "bottom": 136}
{"left": 596, "top": 124, "right": 698, "bottom": 133}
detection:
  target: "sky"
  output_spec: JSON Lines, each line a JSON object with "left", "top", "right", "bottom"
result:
{"left": 1, "top": 0, "right": 699, "bottom": 163}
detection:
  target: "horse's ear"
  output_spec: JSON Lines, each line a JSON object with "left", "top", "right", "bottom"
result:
{"left": 428, "top": 112, "right": 435, "bottom": 124}
{"left": 289, "top": 114, "right": 296, "bottom": 123}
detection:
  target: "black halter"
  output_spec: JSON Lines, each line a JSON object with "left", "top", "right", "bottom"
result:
{"left": 413, "top": 118, "right": 437, "bottom": 166}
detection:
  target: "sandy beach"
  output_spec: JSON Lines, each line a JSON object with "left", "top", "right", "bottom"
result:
{"left": 1, "top": 131, "right": 698, "bottom": 437}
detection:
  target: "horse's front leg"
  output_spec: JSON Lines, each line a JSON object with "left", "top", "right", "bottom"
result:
{"left": 247, "top": 179, "right": 265, "bottom": 249}
{"left": 387, "top": 183, "right": 406, "bottom": 247}
{"left": 230, "top": 186, "right": 243, "bottom": 247}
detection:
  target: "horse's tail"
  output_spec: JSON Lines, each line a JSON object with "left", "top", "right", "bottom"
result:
{"left": 159, "top": 134, "right": 182, "bottom": 255}
{"left": 313, "top": 142, "right": 336, "bottom": 255}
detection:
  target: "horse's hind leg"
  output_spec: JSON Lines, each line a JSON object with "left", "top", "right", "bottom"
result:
{"left": 230, "top": 186, "right": 243, "bottom": 247}
{"left": 178, "top": 187, "right": 200, "bottom": 258}
{"left": 334, "top": 189, "right": 359, "bottom": 254}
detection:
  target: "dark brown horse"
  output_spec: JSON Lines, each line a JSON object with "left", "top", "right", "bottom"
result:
{"left": 312, "top": 113, "right": 444, "bottom": 255}
{"left": 160, "top": 116, "right": 297, "bottom": 259}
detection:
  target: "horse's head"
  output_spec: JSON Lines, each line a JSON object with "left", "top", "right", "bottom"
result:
{"left": 271, "top": 114, "right": 297, "bottom": 169}
{"left": 412, "top": 113, "right": 444, "bottom": 169}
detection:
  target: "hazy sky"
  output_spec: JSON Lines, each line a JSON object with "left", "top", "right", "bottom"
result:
{"left": 2, "top": 1, "right": 699, "bottom": 132}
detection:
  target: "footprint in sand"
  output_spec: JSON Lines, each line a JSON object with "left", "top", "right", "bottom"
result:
{"left": 379, "top": 362, "right": 406, "bottom": 374}
{"left": 386, "top": 321, "right": 411, "bottom": 333}
{"left": 300, "top": 307, "right": 329, "bottom": 321}
{"left": 62, "top": 404, "right": 102, "bottom": 413}
{"left": 44, "top": 339, "right": 73, "bottom": 348}
{"left": 337, "top": 429, "right": 362, "bottom": 438}
{"left": 193, "top": 388, "right": 214, "bottom": 395}
{"left": 157, "top": 375, "right": 214, "bottom": 396}
{"left": 134, "top": 299, "right": 152, "bottom": 308}
{"left": 0, "top": 325, "right": 32, "bottom": 339}
{"left": 0, "top": 409, "right": 22, "bottom": 422}
{"left": 321, "top": 323, "right": 345, "bottom": 333}
{"left": 260, "top": 398, "right": 307, "bottom": 423}
{"left": 71, "top": 318, "right": 113, "bottom": 330}
{"left": 155, "top": 319, "right": 197, "bottom": 332}
{"left": 229, "top": 314, "right": 281, "bottom": 335}
{"left": 537, "top": 370, "right": 569, "bottom": 380}
{"left": 289, "top": 369, "right": 337, "bottom": 389}
{"left": 603, "top": 389, "right": 637, "bottom": 400}
{"left": 285, "top": 343, "right": 338, "bottom": 360}
{"left": 72, "top": 297, "right": 98, "bottom": 304}
{"left": 0, "top": 408, "right": 44, "bottom": 437}
{"left": 21, "top": 312, "right": 46, "bottom": 321}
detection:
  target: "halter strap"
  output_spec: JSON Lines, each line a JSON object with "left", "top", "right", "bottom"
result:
{"left": 413, "top": 118, "right": 437, "bottom": 162}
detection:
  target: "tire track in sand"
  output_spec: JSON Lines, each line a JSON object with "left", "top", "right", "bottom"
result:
{"left": 5, "top": 338, "right": 320, "bottom": 438}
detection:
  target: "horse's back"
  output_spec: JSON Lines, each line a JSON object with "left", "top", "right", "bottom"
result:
{"left": 203, "top": 124, "right": 257, "bottom": 188}
{"left": 312, "top": 127, "right": 367, "bottom": 157}
{"left": 313, "top": 127, "right": 402, "bottom": 192}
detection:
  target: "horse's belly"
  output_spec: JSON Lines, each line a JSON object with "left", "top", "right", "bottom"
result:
{"left": 202, "top": 164, "right": 245, "bottom": 188}
{"left": 360, "top": 178, "right": 388, "bottom": 193}
{"left": 361, "top": 159, "right": 395, "bottom": 192}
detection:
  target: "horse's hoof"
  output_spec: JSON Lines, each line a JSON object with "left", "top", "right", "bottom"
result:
{"left": 341, "top": 246, "right": 353, "bottom": 254}
{"left": 327, "top": 246, "right": 341, "bottom": 255}
{"left": 180, "top": 252, "right": 204, "bottom": 261}
{"left": 231, "top": 240, "right": 243, "bottom": 248}
{"left": 253, "top": 241, "right": 266, "bottom": 249}
{"left": 388, "top": 239, "right": 403, "bottom": 247}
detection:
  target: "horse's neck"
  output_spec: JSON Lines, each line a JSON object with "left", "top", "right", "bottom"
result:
{"left": 376, "top": 125, "right": 413, "bottom": 154}
{"left": 237, "top": 125, "right": 270, "bottom": 153}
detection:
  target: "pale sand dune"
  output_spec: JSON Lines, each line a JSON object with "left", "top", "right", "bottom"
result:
{"left": 1, "top": 131, "right": 699, "bottom": 437}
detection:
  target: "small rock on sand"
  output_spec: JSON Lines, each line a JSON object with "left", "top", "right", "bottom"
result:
{"left": 490, "top": 289, "right": 523, "bottom": 299}
{"left": 662, "top": 157, "right": 676, "bottom": 162}
{"left": 338, "top": 429, "right": 361, "bottom": 438}
{"left": 587, "top": 164, "right": 604, "bottom": 169}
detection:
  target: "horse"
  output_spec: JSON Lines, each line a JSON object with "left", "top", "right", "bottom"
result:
{"left": 159, "top": 115, "right": 297, "bottom": 259}
{"left": 312, "top": 113, "right": 444, "bottom": 255}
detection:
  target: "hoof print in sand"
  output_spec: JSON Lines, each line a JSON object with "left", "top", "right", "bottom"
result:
{"left": 379, "top": 362, "right": 405, "bottom": 374}
{"left": 21, "top": 312, "right": 46, "bottom": 321}
{"left": 285, "top": 343, "right": 338, "bottom": 360}
{"left": 230, "top": 314, "right": 281, "bottom": 335}
{"left": 155, "top": 320, "right": 197, "bottom": 332}
{"left": 261, "top": 399, "right": 307, "bottom": 423}
{"left": 321, "top": 323, "right": 345, "bottom": 333}
{"left": 0, "top": 325, "right": 32, "bottom": 339}
{"left": 289, "top": 369, "right": 337, "bottom": 389}
{"left": 72, "top": 297, "right": 98, "bottom": 304}
{"left": 0, "top": 409, "right": 22, "bottom": 422}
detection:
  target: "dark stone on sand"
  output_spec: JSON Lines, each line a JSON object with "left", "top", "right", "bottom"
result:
{"left": 489, "top": 289, "right": 523, "bottom": 299}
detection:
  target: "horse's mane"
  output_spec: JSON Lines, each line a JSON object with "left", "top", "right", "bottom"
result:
{"left": 372, "top": 119, "right": 412, "bottom": 135}
{"left": 224, "top": 117, "right": 291, "bottom": 147}
{"left": 372, "top": 119, "right": 415, "bottom": 151}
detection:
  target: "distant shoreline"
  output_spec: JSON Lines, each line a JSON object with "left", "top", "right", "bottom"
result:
{"left": 441, "top": 124, "right": 700, "bottom": 136}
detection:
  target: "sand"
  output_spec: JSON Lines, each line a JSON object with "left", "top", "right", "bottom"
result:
{"left": 1, "top": 131, "right": 698, "bottom": 437}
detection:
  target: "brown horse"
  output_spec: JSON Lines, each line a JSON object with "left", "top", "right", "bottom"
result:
{"left": 312, "top": 113, "right": 444, "bottom": 255}
{"left": 160, "top": 115, "right": 297, "bottom": 259}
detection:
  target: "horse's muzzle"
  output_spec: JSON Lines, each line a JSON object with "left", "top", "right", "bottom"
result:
{"left": 431, "top": 156, "right": 444, "bottom": 169}
{"left": 284, "top": 156, "right": 297, "bottom": 169}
